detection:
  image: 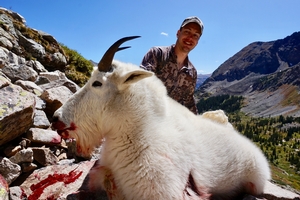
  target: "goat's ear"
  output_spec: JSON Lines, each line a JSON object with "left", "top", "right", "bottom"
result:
{"left": 122, "top": 69, "right": 153, "bottom": 85}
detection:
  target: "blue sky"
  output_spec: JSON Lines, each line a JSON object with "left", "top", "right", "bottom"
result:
{"left": 1, "top": 0, "right": 299, "bottom": 74}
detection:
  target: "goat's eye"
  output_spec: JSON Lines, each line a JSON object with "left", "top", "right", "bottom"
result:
{"left": 92, "top": 81, "right": 102, "bottom": 87}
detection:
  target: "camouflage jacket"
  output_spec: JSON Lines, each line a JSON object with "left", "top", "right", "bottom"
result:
{"left": 140, "top": 45, "right": 198, "bottom": 114}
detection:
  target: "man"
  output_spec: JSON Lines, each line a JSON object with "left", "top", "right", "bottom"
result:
{"left": 140, "top": 16, "right": 204, "bottom": 114}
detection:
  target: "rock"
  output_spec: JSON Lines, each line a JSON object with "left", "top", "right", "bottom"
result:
{"left": 34, "top": 96, "right": 46, "bottom": 110}
{"left": 0, "top": 84, "right": 35, "bottom": 146}
{"left": 18, "top": 34, "right": 46, "bottom": 58}
{"left": 39, "top": 70, "right": 66, "bottom": 82}
{"left": 57, "top": 151, "right": 68, "bottom": 161}
{"left": 34, "top": 76, "right": 50, "bottom": 85}
{"left": 40, "top": 78, "right": 80, "bottom": 93}
{"left": 20, "top": 160, "right": 97, "bottom": 200}
{"left": 8, "top": 186, "right": 27, "bottom": 200}
{"left": 26, "top": 60, "right": 47, "bottom": 73}
{"left": 263, "top": 181, "right": 300, "bottom": 199}
{"left": 0, "top": 71, "right": 10, "bottom": 87}
{"left": 46, "top": 52, "right": 68, "bottom": 71}
{"left": 33, "top": 109, "right": 51, "bottom": 128}
{"left": 26, "top": 128, "right": 61, "bottom": 145}
{"left": 19, "top": 138, "right": 31, "bottom": 149}
{"left": 57, "top": 159, "right": 76, "bottom": 165}
{"left": 0, "top": 157, "right": 21, "bottom": 185}
{"left": 38, "top": 70, "right": 80, "bottom": 93}
{"left": 0, "top": 46, "right": 10, "bottom": 67}
{"left": 40, "top": 85, "right": 73, "bottom": 116}
{"left": 0, "top": 8, "right": 19, "bottom": 39}
{"left": 7, "top": 50, "right": 26, "bottom": 65}
{"left": 0, "top": 46, "right": 25, "bottom": 67}
{"left": 2, "top": 63, "right": 38, "bottom": 82}
{"left": 20, "top": 162, "right": 37, "bottom": 173}
{"left": 9, "top": 148, "right": 34, "bottom": 164}
{"left": 37, "top": 30, "right": 57, "bottom": 44}
{"left": 31, "top": 147, "right": 58, "bottom": 166}
{"left": 0, "top": 174, "right": 9, "bottom": 200}
{"left": 0, "top": 31, "right": 13, "bottom": 51}
{"left": 0, "top": 7, "right": 26, "bottom": 24}
{"left": 3, "top": 145, "right": 22, "bottom": 157}
{"left": 14, "top": 79, "right": 43, "bottom": 96}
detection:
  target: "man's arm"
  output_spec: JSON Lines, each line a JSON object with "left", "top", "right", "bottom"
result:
{"left": 186, "top": 95, "right": 198, "bottom": 114}
{"left": 140, "top": 47, "right": 160, "bottom": 73}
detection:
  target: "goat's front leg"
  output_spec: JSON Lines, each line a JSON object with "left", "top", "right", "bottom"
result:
{"left": 183, "top": 173, "right": 211, "bottom": 200}
{"left": 88, "top": 162, "right": 124, "bottom": 200}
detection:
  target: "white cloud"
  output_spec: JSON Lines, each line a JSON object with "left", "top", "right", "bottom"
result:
{"left": 161, "top": 32, "right": 168, "bottom": 36}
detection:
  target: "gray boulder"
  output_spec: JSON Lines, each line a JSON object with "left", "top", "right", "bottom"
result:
{"left": 0, "top": 83, "right": 35, "bottom": 146}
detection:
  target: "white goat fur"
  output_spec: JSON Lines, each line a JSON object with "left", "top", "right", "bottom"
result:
{"left": 201, "top": 110, "right": 234, "bottom": 129}
{"left": 53, "top": 60, "right": 270, "bottom": 199}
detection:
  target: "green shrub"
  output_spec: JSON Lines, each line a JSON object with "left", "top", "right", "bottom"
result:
{"left": 61, "top": 44, "right": 94, "bottom": 87}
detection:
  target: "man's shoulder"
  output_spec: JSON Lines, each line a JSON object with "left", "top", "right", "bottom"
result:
{"left": 150, "top": 45, "right": 174, "bottom": 53}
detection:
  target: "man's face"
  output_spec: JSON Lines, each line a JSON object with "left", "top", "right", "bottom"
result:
{"left": 176, "top": 22, "right": 201, "bottom": 53}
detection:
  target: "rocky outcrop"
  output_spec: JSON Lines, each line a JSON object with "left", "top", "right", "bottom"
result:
{"left": 0, "top": 8, "right": 67, "bottom": 72}
{"left": 0, "top": 6, "right": 299, "bottom": 200}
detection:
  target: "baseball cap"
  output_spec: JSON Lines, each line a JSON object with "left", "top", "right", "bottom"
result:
{"left": 180, "top": 16, "right": 204, "bottom": 35}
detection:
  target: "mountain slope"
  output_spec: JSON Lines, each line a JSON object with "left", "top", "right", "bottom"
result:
{"left": 196, "top": 73, "right": 210, "bottom": 89}
{"left": 196, "top": 31, "right": 300, "bottom": 117}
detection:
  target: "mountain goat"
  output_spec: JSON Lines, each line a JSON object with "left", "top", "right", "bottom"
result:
{"left": 52, "top": 36, "right": 270, "bottom": 200}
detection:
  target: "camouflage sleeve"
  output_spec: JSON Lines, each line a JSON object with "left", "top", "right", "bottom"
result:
{"left": 185, "top": 69, "right": 198, "bottom": 114}
{"left": 187, "top": 96, "right": 198, "bottom": 114}
{"left": 140, "top": 47, "right": 160, "bottom": 73}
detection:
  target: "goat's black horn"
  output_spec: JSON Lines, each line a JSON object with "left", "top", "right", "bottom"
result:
{"left": 98, "top": 36, "right": 141, "bottom": 72}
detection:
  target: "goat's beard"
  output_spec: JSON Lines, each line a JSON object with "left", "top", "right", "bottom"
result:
{"left": 63, "top": 123, "right": 104, "bottom": 159}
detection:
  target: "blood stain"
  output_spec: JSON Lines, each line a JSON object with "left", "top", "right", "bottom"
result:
{"left": 28, "top": 169, "right": 83, "bottom": 200}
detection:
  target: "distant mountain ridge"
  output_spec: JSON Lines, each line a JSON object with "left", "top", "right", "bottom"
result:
{"left": 196, "top": 31, "right": 300, "bottom": 117}
{"left": 196, "top": 73, "right": 211, "bottom": 89}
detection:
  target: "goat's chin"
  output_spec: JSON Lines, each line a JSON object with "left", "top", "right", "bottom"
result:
{"left": 70, "top": 131, "right": 103, "bottom": 158}
{"left": 53, "top": 122, "right": 103, "bottom": 158}
{"left": 65, "top": 137, "right": 94, "bottom": 159}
